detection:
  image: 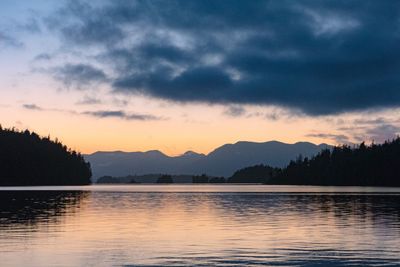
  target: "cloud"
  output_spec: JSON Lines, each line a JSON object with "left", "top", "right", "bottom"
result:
{"left": 22, "top": 104, "right": 43, "bottom": 110}
{"left": 318, "top": 114, "right": 400, "bottom": 144}
{"left": 22, "top": 103, "right": 163, "bottom": 121}
{"left": 75, "top": 96, "right": 102, "bottom": 105}
{"left": 51, "top": 63, "right": 107, "bottom": 89}
{"left": 223, "top": 105, "right": 246, "bottom": 117}
{"left": 82, "top": 110, "right": 163, "bottom": 121}
{"left": 46, "top": 1, "right": 400, "bottom": 115}
{"left": 34, "top": 53, "right": 52, "bottom": 61}
{"left": 17, "top": 17, "right": 42, "bottom": 34}
{"left": 0, "top": 31, "right": 23, "bottom": 48}
{"left": 306, "top": 133, "right": 350, "bottom": 144}
{"left": 245, "top": 107, "right": 302, "bottom": 121}
{"left": 364, "top": 124, "right": 400, "bottom": 143}
{"left": 352, "top": 117, "right": 387, "bottom": 125}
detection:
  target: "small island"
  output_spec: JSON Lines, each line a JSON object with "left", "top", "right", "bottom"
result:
{"left": 0, "top": 126, "right": 92, "bottom": 186}
{"left": 156, "top": 174, "right": 174, "bottom": 184}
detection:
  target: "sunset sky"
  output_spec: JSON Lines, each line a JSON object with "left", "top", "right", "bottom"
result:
{"left": 1, "top": 0, "right": 400, "bottom": 155}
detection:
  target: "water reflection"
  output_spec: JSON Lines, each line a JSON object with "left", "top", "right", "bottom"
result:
{"left": 0, "top": 191, "right": 89, "bottom": 228}
{"left": 0, "top": 186, "right": 399, "bottom": 266}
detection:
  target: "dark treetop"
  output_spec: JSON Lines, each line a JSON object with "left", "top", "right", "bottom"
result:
{"left": 267, "top": 138, "right": 400, "bottom": 186}
{"left": 228, "top": 165, "right": 280, "bottom": 184}
{"left": 192, "top": 174, "right": 226, "bottom": 183}
{"left": 230, "top": 138, "right": 400, "bottom": 186}
{"left": 156, "top": 174, "right": 174, "bottom": 184}
{"left": 0, "top": 126, "right": 91, "bottom": 186}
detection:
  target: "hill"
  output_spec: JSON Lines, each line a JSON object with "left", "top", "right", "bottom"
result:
{"left": 85, "top": 141, "right": 331, "bottom": 180}
{"left": 0, "top": 127, "right": 92, "bottom": 185}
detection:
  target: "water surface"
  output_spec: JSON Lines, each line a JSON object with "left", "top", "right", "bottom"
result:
{"left": 1, "top": 185, "right": 400, "bottom": 266}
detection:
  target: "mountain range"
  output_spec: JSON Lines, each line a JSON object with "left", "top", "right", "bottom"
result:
{"left": 85, "top": 141, "right": 331, "bottom": 181}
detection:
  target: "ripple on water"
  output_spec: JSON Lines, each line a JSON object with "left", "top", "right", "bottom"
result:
{"left": 0, "top": 185, "right": 399, "bottom": 266}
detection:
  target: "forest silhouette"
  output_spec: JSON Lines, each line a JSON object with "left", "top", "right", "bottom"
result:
{"left": 156, "top": 174, "right": 174, "bottom": 183}
{"left": 97, "top": 138, "right": 400, "bottom": 186}
{"left": 0, "top": 126, "right": 91, "bottom": 185}
{"left": 2, "top": 125, "right": 400, "bottom": 187}
{"left": 265, "top": 138, "right": 400, "bottom": 186}
{"left": 193, "top": 138, "right": 400, "bottom": 186}
{"left": 228, "top": 165, "right": 280, "bottom": 183}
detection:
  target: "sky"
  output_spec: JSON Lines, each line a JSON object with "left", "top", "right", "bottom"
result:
{"left": 1, "top": 0, "right": 400, "bottom": 155}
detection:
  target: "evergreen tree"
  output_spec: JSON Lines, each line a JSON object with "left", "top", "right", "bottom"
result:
{"left": 192, "top": 174, "right": 209, "bottom": 183}
{"left": 228, "top": 164, "right": 280, "bottom": 183}
{"left": 156, "top": 174, "right": 173, "bottom": 183}
{"left": 268, "top": 138, "right": 400, "bottom": 186}
{"left": 0, "top": 126, "right": 92, "bottom": 185}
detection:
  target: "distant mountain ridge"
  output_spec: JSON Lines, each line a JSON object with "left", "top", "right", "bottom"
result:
{"left": 85, "top": 141, "right": 331, "bottom": 180}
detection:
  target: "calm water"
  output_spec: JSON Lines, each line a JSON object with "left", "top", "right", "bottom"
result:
{"left": 1, "top": 185, "right": 400, "bottom": 267}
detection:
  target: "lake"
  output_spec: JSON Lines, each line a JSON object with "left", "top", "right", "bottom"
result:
{"left": 1, "top": 185, "right": 400, "bottom": 266}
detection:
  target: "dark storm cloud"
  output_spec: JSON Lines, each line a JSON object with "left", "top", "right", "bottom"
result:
{"left": 82, "top": 110, "right": 163, "bottom": 121}
{"left": 48, "top": 0, "right": 400, "bottom": 115}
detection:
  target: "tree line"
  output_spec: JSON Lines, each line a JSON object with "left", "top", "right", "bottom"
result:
{"left": 267, "top": 138, "right": 400, "bottom": 186}
{"left": 0, "top": 126, "right": 92, "bottom": 186}
{"left": 94, "top": 136, "right": 400, "bottom": 186}
{"left": 195, "top": 138, "right": 400, "bottom": 186}
{"left": 192, "top": 166, "right": 279, "bottom": 184}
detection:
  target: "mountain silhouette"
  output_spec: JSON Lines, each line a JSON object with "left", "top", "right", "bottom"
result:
{"left": 85, "top": 141, "right": 330, "bottom": 180}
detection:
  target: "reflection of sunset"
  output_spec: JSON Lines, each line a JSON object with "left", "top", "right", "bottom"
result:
{"left": 1, "top": 189, "right": 399, "bottom": 266}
